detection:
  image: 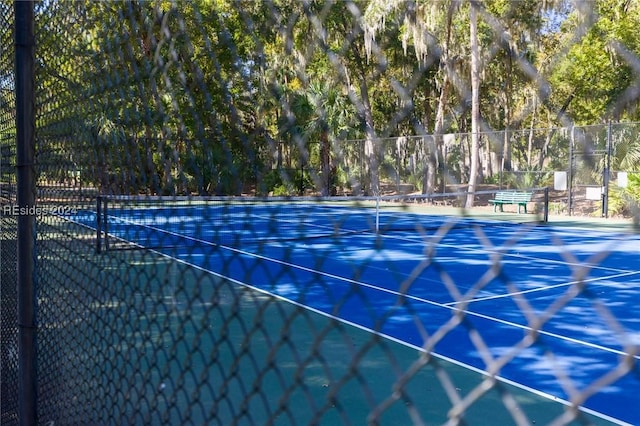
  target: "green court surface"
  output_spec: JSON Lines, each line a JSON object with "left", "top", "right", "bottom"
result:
{"left": 32, "top": 207, "right": 639, "bottom": 425}
{"left": 47, "top": 236, "right": 619, "bottom": 425}
{"left": 111, "top": 253, "right": 621, "bottom": 425}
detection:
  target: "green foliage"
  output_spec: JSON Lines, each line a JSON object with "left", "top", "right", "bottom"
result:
{"left": 625, "top": 173, "right": 640, "bottom": 199}
{"left": 482, "top": 174, "right": 502, "bottom": 185}
{"left": 406, "top": 172, "right": 424, "bottom": 193}
{"left": 30, "top": 0, "right": 640, "bottom": 201}
{"left": 549, "top": 1, "right": 640, "bottom": 123}
{"left": 258, "top": 169, "right": 283, "bottom": 195}
{"left": 333, "top": 166, "right": 351, "bottom": 192}
{"left": 606, "top": 185, "right": 628, "bottom": 216}
{"left": 501, "top": 169, "right": 553, "bottom": 190}
{"left": 608, "top": 173, "right": 640, "bottom": 216}
{"left": 258, "top": 168, "right": 314, "bottom": 196}
{"left": 271, "top": 182, "right": 297, "bottom": 197}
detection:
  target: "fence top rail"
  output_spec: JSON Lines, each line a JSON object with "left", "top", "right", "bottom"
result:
{"left": 340, "top": 120, "right": 640, "bottom": 144}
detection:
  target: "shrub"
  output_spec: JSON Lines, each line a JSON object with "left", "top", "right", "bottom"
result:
{"left": 608, "top": 173, "right": 640, "bottom": 216}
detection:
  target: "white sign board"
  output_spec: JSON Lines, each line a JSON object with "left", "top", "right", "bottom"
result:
{"left": 554, "top": 171, "right": 567, "bottom": 191}
{"left": 618, "top": 172, "right": 628, "bottom": 188}
{"left": 585, "top": 186, "right": 602, "bottom": 200}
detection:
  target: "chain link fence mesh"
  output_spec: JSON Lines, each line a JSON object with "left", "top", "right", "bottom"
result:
{"left": 0, "top": 2, "right": 18, "bottom": 424}
{"left": 2, "top": 1, "right": 640, "bottom": 425}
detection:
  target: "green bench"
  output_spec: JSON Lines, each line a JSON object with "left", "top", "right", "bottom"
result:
{"left": 488, "top": 191, "right": 532, "bottom": 213}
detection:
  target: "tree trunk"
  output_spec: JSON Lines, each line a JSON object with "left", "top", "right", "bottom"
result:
{"left": 320, "top": 130, "right": 330, "bottom": 196}
{"left": 527, "top": 96, "right": 537, "bottom": 167}
{"left": 537, "top": 127, "right": 554, "bottom": 170}
{"left": 466, "top": 2, "right": 480, "bottom": 208}
{"left": 276, "top": 109, "right": 283, "bottom": 169}
{"left": 422, "top": 135, "right": 437, "bottom": 195}
{"left": 503, "top": 128, "right": 511, "bottom": 174}
{"left": 502, "top": 61, "right": 512, "bottom": 175}
{"left": 431, "top": 76, "right": 450, "bottom": 193}
{"left": 360, "top": 79, "right": 379, "bottom": 196}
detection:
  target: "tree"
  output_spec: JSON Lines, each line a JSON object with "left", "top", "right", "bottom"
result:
{"left": 466, "top": 1, "right": 480, "bottom": 207}
{"left": 364, "top": 0, "right": 460, "bottom": 194}
{"left": 59, "top": 0, "right": 268, "bottom": 195}
{"left": 549, "top": 0, "right": 640, "bottom": 124}
{"left": 33, "top": 0, "right": 640, "bottom": 200}
{"left": 305, "top": 81, "right": 357, "bottom": 195}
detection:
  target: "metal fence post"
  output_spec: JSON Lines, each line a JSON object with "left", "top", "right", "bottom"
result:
{"left": 603, "top": 121, "right": 612, "bottom": 218}
{"left": 14, "top": 1, "right": 37, "bottom": 425}
{"left": 96, "top": 196, "right": 102, "bottom": 253}
{"left": 568, "top": 126, "right": 574, "bottom": 216}
{"left": 543, "top": 186, "right": 549, "bottom": 223}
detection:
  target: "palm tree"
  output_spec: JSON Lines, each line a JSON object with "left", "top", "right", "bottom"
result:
{"left": 305, "top": 81, "right": 358, "bottom": 196}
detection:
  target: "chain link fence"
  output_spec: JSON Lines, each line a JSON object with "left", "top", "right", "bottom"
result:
{"left": 2, "top": 1, "right": 640, "bottom": 425}
{"left": 340, "top": 122, "right": 640, "bottom": 218}
{"left": 1, "top": 2, "right": 18, "bottom": 425}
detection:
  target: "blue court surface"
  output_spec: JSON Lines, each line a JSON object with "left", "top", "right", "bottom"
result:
{"left": 71, "top": 201, "right": 640, "bottom": 425}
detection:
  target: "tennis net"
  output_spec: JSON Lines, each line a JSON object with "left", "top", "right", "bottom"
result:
{"left": 92, "top": 189, "right": 549, "bottom": 253}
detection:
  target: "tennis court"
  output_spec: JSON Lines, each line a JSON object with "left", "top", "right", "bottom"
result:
{"left": 68, "top": 197, "right": 640, "bottom": 425}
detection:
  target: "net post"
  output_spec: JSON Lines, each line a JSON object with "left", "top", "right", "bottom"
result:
{"left": 96, "top": 196, "right": 102, "bottom": 253}
{"left": 543, "top": 187, "right": 549, "bottom": 223}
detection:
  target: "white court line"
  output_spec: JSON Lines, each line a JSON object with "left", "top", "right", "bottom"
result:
{"left": 351, "top": 227, "right": 640, "bottom": 309}
{"left": 381, "top": 229, "right": 638, "bottom": 275}
{"left": 108, "top": 210, "right": 640, "bottom": 307}
{"left": 67, "top": 212, "right": 633, "bottom": 426}
{"left": 444, "top": 269, "right": 640, "bottom": 306}
{"left": 106, "top": 215, "right": 640, "bottom": 364}
{"left": 229, "top": 211, "right": 636, "bottom": 282}
{"left": 124, "top": 204, "right": 636, "bottom": 273}
{"left": 121, "top": 240, "right": 632, "bottom": 425}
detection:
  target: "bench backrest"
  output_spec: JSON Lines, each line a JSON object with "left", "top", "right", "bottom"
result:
{"left": 494, "top": 191, "right": 532, "bottom": 202}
